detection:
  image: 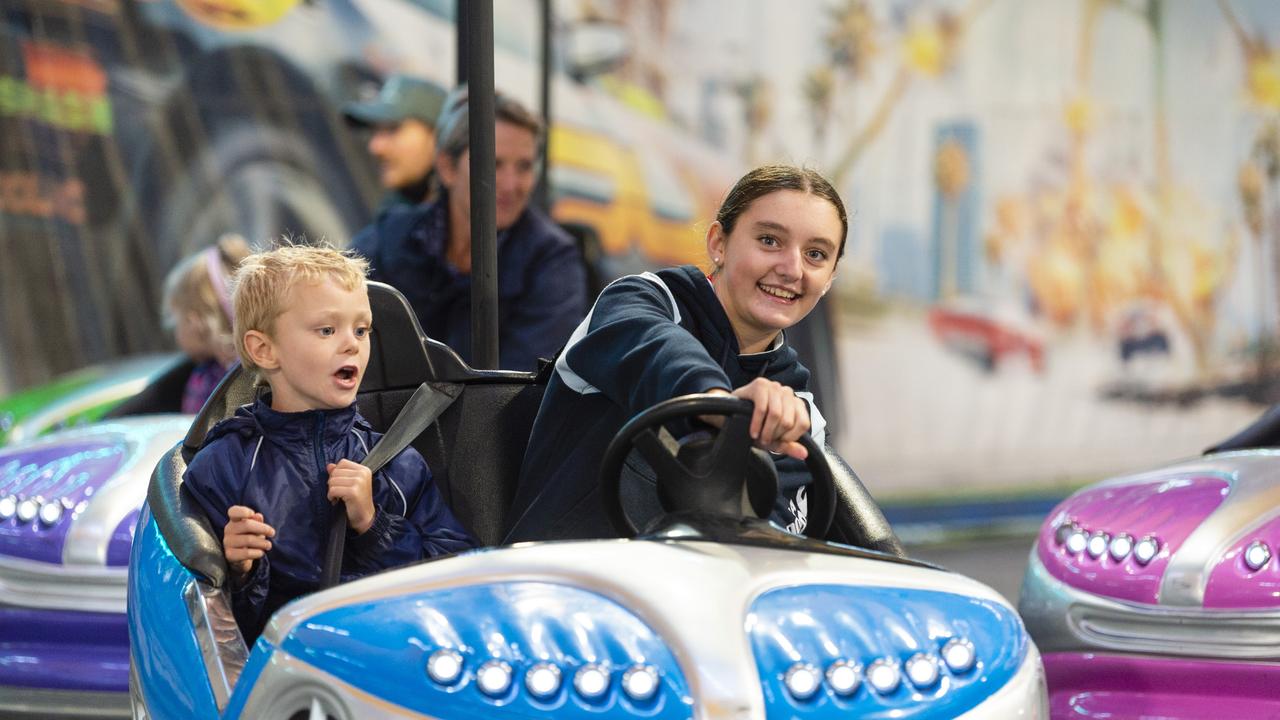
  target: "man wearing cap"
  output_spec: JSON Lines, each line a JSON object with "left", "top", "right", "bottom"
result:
{"left": 343, "top": 74, "right": 448, "bottom": 210}
{"left": 350, "top": 89, "right": 587, "bottom": 372}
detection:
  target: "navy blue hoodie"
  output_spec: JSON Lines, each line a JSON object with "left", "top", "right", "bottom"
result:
{"left": 350, "top": 192, "right": 587, "bottom": 371}
{"left": 183, "top": 398, "right": 476, "bottom": 642}
{"left": 505, "top": 265, "right": 827, "bottom": 543}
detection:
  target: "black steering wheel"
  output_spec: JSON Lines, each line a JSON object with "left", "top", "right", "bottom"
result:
{"left": 599, "top": 394, "right": 837, "bottom": 539}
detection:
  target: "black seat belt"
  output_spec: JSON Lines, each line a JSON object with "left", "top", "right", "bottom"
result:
{"left": 319, "top": 381, "right": 462, "bottom": 589}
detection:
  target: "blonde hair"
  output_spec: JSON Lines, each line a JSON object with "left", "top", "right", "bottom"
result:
{"left": 231, "top": 242, "right": 369, "bottom": 369}
{"left": 163, "top": 233, "right": 252, "bottom": 361}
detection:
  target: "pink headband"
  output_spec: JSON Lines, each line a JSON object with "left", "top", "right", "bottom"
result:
{"left": 204, "top": 246, "right": 235, "bottom": 323}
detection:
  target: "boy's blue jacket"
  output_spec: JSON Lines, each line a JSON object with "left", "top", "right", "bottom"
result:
{"left": 505, "top": 265, "right": 827, "bottom": 543}
{"left": 350, "top": 191, "right": 587, "bottom": 371}
{"left": 183, "top": 398, "right": 476, "bottom": 640}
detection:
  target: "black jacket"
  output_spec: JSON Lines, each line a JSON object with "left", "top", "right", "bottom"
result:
{"left": 505, "top": 265, "right": 826, "bottom": 543}
{"left": 351, "top": 194, "right": 587, "bottom": 371}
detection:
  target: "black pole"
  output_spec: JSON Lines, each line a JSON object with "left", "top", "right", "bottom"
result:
{"left": 455, "top": 0, "right": 470, "bottom": 85}
{"left": 535, "top": 0, "right": 552, "bottom": 213}
{"left": 468, "top": 0, "right": 499, "bottom": 369}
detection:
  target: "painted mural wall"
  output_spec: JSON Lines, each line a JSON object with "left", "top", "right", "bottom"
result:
{"left": 1, "top": 0, "right": 1276, "bottom": 498}
{"left": 574, "top": 0, "right": 1280, "bottom": 496}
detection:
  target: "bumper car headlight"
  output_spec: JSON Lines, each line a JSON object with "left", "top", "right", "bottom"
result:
{"left": 748, "top": 584, "right": 1028, "bottom": 717}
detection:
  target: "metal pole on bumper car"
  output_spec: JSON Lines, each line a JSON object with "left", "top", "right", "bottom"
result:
{"left": 323, "top": 0, "right": 502, "bottom": 588}
{"left": 466, "top": 0, "right": 499, "bottom": 370}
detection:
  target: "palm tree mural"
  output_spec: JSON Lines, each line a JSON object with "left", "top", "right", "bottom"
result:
{"left": 734, "top": 74, "right": 774, "bottom": 166}
{"left": 808, "top": 0, "right": 991, "bottom": 187}
{"left": 1221, "top": 0, "right": 1280, "bottom": 388}
{"left": 935, "top": 135, "right": 972, "bottom": 299}
{"left": 802, "top": 66, "right": 835, "bottom": 149}
{"left": 824, "top": 0, "right": 879, "bottom": 77}
{"left": 987, "top": 0, "right": 1242, "bottom": 382}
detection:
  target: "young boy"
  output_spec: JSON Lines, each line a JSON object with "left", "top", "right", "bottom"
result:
{"left": 182, "top": 245, "right": 476, "bottom": 644}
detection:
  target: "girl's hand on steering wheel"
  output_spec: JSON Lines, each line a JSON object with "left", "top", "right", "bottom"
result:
{"left": 707, "top": 378, "right": 810, "bottom": 460}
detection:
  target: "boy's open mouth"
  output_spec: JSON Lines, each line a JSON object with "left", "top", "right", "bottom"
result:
{"left": 335, "top": 365, "right": 358, "bottom": 383}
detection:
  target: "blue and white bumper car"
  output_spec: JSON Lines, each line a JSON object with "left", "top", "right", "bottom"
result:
{"left": 128, "top": 284, "right": 1046, "bottom": 719}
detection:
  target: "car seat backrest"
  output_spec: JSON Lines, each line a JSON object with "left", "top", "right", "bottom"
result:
{"left": 181, "top": 364, "right": 261, "bottom": 463}
{"left": 557, "top": 221, "right": 605, "bottom": 299}
{"left": 357, "top": 381, "right": 544, "bottom": 546}
{"left": 356, "top": 282, "right": 545, "bottom": 546}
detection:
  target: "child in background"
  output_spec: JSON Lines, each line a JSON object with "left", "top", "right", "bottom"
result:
{"left": 182, "top": 244, "right": 476, "bottom": 644}
{"left": 162, "top": 234, "right": 251, "bottom": 412}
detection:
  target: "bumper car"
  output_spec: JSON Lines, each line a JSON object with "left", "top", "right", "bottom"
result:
{"left": 1019, "top": 408, "right": 1280, "bottom": 719}
{"left": 0, "top": 356, "right": 200, "bottom": 717}
{"left": 129, "top": 283, "right": 1047, "bottom": 719}
{"left": 0, "top": 415, "right": 191, "bottom": 718}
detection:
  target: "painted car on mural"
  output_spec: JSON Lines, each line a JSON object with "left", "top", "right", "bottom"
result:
{"left": 128, "top": 283, "right": 1047, "bottom": 720}
{"left": 1018, "top": 408, "right": 1280, "bottom": 719}
{"left": 928, "top": 298, "right": 1045, "bottom": 374}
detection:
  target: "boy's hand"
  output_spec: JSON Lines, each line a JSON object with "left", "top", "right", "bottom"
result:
{"left": 223, "top": 505, "right": 275, "bottom": 578}
{"left": 327, "top": 460, "right": 375, "bottom": 534}
{"left": 705, "top": 379, "right": 810, "bottom": 460}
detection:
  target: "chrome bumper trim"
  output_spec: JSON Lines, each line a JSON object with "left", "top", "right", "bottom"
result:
{"left": 0, "top": 685, "right": 129, "bottom": 718}
{"left": 0, "top": 553, "right": 124, "bottom": 614}
{"left": 1020, "top": 550, "right": 1280, "bottom": 660}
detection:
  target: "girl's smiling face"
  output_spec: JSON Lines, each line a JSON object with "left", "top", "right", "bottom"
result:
{"left": 707, "top": 189, "right": 841, "bottom": 354}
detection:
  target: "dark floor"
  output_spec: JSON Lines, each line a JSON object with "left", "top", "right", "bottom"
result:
{"left": 905, "top": 534, "right": 1036, "bottom": 604}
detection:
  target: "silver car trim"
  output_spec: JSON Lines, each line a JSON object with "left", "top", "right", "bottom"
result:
{"left": 0, "top": 685, "right": 131, "bottom": 718}
{"left": 129, "top": 657, "right": 150, "bottom": 720}
{"left": 1157, "top": 452, "right": 1280, "bottom": 606}
{"left": 241, "top": 652, "right": 411, "bottom": 719}
{"left": 0, "top": 553, "right": 125, "bottom": 613}
{"left": 184, "top": 579, "right": 249, "bottom": 711}
{"left": 954, "top": 652, "right": 1047, "bottom": 720}
{"left": 1020, "top": 550, "right": 1280, "bottom": 659}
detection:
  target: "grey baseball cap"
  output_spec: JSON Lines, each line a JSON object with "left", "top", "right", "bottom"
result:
{"left": 343, "top": 75, "right": 448, "bottom": 128}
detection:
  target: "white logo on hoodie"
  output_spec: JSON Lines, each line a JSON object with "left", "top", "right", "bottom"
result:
{"left": 786, "top": 485, "right": 808, "bottom": 535}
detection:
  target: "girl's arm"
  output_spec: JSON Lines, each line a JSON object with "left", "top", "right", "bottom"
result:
{"left": 559, "top": 274, "right": 732, "bottom": 415}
